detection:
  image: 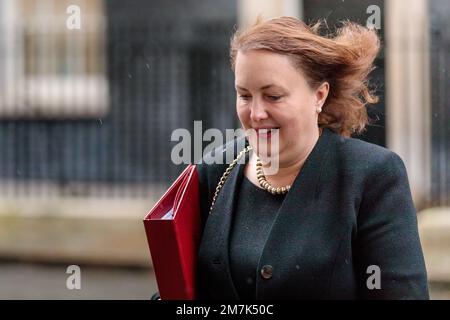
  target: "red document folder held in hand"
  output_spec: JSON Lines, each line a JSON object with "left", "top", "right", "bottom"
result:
{"left": 143, "top": 164, "right": 201, "bottom": 300}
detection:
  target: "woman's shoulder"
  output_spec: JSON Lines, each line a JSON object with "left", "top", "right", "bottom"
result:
{"left": 330, "top": 131, "right": 407, "bottom": 177}
{"left": 201, "top": 135, "right": 247, "bottom": 167}
{"left": 195, "top": 135, "right": 247, "bottom": 187}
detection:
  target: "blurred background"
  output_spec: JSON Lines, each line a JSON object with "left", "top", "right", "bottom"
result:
{"left": 0, "top": 0, "right": 448, "bottom": 299}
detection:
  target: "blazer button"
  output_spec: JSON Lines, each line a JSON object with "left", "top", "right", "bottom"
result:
{"left": 261, "top": 265, "right": 273, "bottom": 279}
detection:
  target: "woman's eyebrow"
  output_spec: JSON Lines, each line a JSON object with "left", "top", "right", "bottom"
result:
{"left": 235, "top": 84, "right": 282, "bottom": 91}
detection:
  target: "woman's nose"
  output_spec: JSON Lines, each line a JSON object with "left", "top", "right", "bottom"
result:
{"left": 250, "top": 99, "right": 269, "bottom": 122}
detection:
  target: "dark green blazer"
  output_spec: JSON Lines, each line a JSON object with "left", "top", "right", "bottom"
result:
{"left": 195, "top": 127, "right": 429, "bottom": 300}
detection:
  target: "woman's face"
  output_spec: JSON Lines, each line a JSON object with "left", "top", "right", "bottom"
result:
{"left": 234, "top": 49, "right": 328, "bottom": 163}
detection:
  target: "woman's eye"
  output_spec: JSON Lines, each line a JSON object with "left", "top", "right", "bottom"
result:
{"left": 267, "top": 95, "right": 282, "bottom": 101}
{"left": 239, "top": 95, "right": 251, "bottom": 101}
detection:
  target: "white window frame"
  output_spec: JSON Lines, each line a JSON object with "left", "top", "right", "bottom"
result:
{"left": 0, "top": 0, "right": 109, "bottom": 119}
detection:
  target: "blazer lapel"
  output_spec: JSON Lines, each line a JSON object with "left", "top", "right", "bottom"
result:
{"left": 254, "top": 128, "right": 335, "bottom": 296}
{"left": 278, "top": 127, "right": 333, "bottom": 210}
{"left": 207, "top": 152, "right": 249, "bottom": 299}
{"left": 263, "top": 127, "right": 334, "bottom": 237}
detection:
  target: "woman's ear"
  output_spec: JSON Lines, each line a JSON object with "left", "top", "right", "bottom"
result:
{"left": 315, "top": 82, "right": 330, "bottom": 108}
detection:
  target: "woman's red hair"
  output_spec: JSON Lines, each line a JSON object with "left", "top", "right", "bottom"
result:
{"left": 230, "top": 16, "right": 381, "bottom": 137}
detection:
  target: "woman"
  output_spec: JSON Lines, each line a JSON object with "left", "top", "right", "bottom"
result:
{"left": 195, "top": 16, "right": 429, "bottom": 300}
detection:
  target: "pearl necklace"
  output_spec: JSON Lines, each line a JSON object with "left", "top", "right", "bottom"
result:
{"left": 255, "top": 158, "right": 291, "bottom": 195}
{"left": 255, "top": 127, "right": 323, "bottom": 195}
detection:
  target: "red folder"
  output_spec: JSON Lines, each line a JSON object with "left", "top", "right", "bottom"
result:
{"left": 143, "top": 164, "right": 201, "bottom": 300}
